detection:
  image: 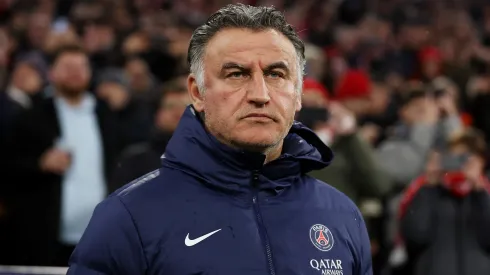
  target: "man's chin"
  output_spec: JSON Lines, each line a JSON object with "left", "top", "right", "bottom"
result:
{"left": 229, "top": 135, "right": 281, "bottom": 153}
{"left": 58, "top": 85, "right": 87, "bottom": 97}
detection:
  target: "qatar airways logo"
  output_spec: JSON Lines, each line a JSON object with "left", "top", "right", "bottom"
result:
{"left": 310, "top": 259, "right": 343, "bottom": 275}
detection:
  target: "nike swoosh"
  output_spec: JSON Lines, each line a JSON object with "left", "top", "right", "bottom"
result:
{"left": 185, "top": 229, "right": 222, "bottom": 247}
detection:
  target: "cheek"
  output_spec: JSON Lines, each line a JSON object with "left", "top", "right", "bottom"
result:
{"left": 203, "top": 93, "right": 233, "bottom": 122}
{"left": 276, "top": 92, "right": 300, "bottom": 119}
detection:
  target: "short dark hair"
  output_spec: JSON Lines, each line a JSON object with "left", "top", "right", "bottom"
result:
{"left": 161, "top": 78, "right": 187, "bottom": 97}
{"left": 449, "top": 128, "right": 487, "bottom": 158}
{"left": 152, "top": 78, "right": 188, "bottom": 112}
{"left": 187, "top": 4, "right": 305, "bottom": 88}
{"left": 400, "top": 89, "right": 427, "bottom": 107}
{"left": 48, "top": 44, "right": 87, "bottom": 67}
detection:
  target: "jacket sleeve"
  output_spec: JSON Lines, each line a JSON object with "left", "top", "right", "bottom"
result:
{"left": 5, "top": 111, "right": 46, "bottom": 176}
{"left": 354, "top": 210, "right": 373, "bottom": 275}
{"left": 340, "top": 133, "right": 392, "bottom": 198}
{"left": 377, "top": 123, "right": 437, "bottom": 185}
{"left": 471, "top": 190, "right": 490, "bottom": 251}
{"left": 67, "top": 196, "right": 147, "bottom": 274}
{"left": 400, "top": 185, "right": 439, "bottom": 248}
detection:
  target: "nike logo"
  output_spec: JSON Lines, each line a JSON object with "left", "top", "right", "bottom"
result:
{"left": 185, "top": 229, "right": 222, "bottom": 247}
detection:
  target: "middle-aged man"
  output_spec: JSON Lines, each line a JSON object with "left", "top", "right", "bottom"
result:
{"left": 68, "top": 4, "right": 372, "bottom": 275}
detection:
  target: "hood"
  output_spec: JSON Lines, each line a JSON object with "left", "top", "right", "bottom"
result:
{"left": 162, "top": 105, "right": 333, "bottom": 194}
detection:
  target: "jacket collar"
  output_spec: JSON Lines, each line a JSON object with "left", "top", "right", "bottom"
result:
{"left": 162, "top": 105, "right": 333, "bottom": 193}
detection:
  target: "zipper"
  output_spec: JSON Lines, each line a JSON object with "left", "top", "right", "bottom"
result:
{"left": 251, "top": 170, "right": 276, "bottom": 275}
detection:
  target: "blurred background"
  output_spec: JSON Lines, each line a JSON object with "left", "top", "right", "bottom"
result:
{"left": 1, "top": 0, "right": 490, "bottom": 274}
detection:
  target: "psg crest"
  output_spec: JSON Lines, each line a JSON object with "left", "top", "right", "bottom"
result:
{"left": 309, "top": 224, "right": 334, "bottom": 252}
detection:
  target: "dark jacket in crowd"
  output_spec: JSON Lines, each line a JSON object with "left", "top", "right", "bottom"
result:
{"left": 110, "top": 130, "right": 172, "bottom": 190}
{"left": 400, "top": 183, "right": 490, "bottom": 275}
{"left": 2, "top": 97, "right": 123, "bottom": 265}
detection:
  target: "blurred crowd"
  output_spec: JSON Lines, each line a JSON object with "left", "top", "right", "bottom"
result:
{"left": 1, "top": 0, "right": 490, "bottom": 274}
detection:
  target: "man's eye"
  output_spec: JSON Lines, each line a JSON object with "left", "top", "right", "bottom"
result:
{"left": 227, "top": 72, "right": 245, "bottom": 78}
{"left": 266, "top": 71, "right": 284, "bottom": 78}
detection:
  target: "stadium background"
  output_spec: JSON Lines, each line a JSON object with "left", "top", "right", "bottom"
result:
{"left": 1, "top": 0, "right": 490, "bottom": 274}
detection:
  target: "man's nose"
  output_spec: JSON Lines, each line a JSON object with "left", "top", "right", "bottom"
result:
{"left": 247, "top": 74, "right": 270, "bottom": 105}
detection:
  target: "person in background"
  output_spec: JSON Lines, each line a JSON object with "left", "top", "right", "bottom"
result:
{"left": 95, "top": 67, "right": 152, "bottom": 145}
{"left": 303, "top": 78, "right": 392, "bottom": 204}
{"left": 399, "top": 128, "right": 490, "bottom": 275}
{"left": 4, "top": 54, "right": 45, "bottom": 106}
{"left": 3, "top": 45, "right": 123, "bottom": 266}
{"left": 124, "top": 56, "right": 159, "bottom": 106}
{"left": 110, "top": 77, "right": 189, "bottom": 190}
{"left": 377, "top": 86, "right": 462, "bottom": 188}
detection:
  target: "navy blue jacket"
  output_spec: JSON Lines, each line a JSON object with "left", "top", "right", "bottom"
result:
{"left": 68, "top": 106, "right": 373, "bottom": 275}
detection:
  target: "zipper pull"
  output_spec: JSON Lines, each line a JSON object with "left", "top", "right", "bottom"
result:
{"left": 252, "top": 170, "right": 260, "bottom": 181}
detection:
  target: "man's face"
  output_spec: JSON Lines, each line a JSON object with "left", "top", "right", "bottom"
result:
{"left": 125, "top": 58, "right": 151, "bottom": 92}
{"left": 12, "top": 63, "right": 42, "bottom": 94}
{"left": 156, "top": 92, "right": 190, "bottom": 132}
{"left": 189, "top": 28, "right": 301, "bottom": 151}
{"left": 400, "top": 97, "right": 426, "bottom": 125}
{"left": 51, "top": 52, "right": 91, "bottom": 96}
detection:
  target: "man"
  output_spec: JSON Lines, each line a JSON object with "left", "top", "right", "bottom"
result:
{"left": 95, "top": 67, "right": 153, "bottom": 145}
{"left": 399, "top": 128, "right": 490, "bottom": 275}
{"left": 377, "top": 87, "right": 462, "bottom": 187}
{"left": 109, "top": 77, "right": 189, "bottom": 190}
{"left": 68, "top": 4, "right": 372, "bottom": 274}
{"left": 4, "top": 45, "right": 122, "bottom": 266}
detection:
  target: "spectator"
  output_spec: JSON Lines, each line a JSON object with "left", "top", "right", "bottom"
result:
{"left": 124, "top": 56, "right": 159, "bottom": 105}
{"left": 377, "top": 88, "right": 462, "bottom": 187}
{"left": 95, "top": 67, "right": 152, "bottom": 144}
{"left": 303, "top": 78, "right": 392, "bottom": 203}
{"left": 399, "top": 128, "right": 490, "bottom": 275}
{"left": 110, "top": 77, "right": 189, "bottom": 189}
{"left": 3, "top": 44, "right": 123, "bottom": 266}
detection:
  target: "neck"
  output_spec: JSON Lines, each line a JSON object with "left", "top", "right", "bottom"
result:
{"left": 263, "top": 141, "right": 283, "bottom": 164}
{"left": 57, "top": 91, "right": 85, "bottom": 106}
{"left": 215, "top": 135, "right": 284, "bottom": 165}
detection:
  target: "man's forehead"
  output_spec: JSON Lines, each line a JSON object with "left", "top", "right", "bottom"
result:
{"left": 204, "top": 28, "right": 297, "bottom": 68}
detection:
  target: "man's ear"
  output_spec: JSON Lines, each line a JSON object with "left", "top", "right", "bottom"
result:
{"left": 188, "top": 74, "right": 204, "bottom": 112}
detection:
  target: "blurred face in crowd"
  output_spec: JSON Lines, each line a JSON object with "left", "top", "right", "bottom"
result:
{"left": 125, "top": 58, "right": 151, "bottom": 92}
{"left": 96, "top": 82, "right": 129, "bottom": 111}
{"left": 368, "top": 83, "right": 390, "bottom": 115}
{"left": 422, "top": 60, "right": 440, "bottom": 80}
{"left": 341, "top": 98, "right": 371, "bottom": 117}
{"left": 442, "top": 142, "right": 485, "bottom": 175}
{"left": 122, "top": 32, "right": 150, "bottom": 56}
{"left": 50, "top": 51, "right": 91, "bottom": 97}
{"left": 11, "top": 63, "right": 42, "bottom": 94}
{"left": 335, "top": 27, "right": 359, "bottom": 53}
{"left": 27, "top": 12, "right": 51, "bottom": 49}
{"left": 83, "top": 24, "right": 115, "bottom": 53}
{"left": 188, "top": 28, "right": 302, "bottom": 154}
{"left": 401, "top": 24, "right": 430, "bottom": 48}
{"left": 156, "top": 91, "right": 190, "bottom": 132}
{"left": 43, "top": 29, "right": 80, "bottom": 54}
{"left": 400, "top": 96, "right": 426, "bottom": 125}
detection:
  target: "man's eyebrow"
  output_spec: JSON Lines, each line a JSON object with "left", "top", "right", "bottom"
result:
{"left": 221, "top": 62, "right": 250, "bottom": 71}
{"left": 263, "top": 61, "right": 290, "bottom": 74}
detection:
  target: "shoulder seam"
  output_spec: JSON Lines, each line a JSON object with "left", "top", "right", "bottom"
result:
{"left": 115, "top": 196, "right": 150, "bottom": 270}
{"left": 117, "top": 169, "right": 160, "bottom": 197}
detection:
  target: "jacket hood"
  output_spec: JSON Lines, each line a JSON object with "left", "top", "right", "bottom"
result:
{"left": 162, "top": 105, "right": 333, "bottom": 193}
